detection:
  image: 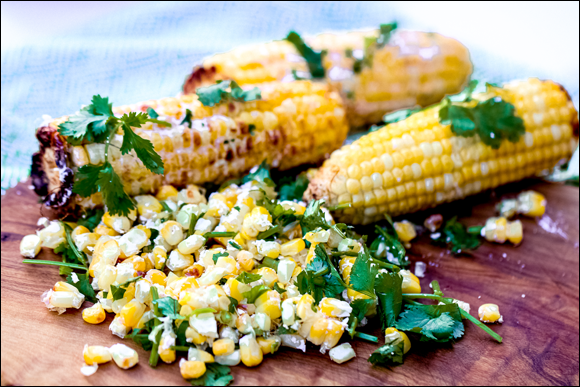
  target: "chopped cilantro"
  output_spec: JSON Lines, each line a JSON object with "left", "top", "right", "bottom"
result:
{"left": 146, "top": 107, "right": 159, "bottom": 118}
{"left": 285, "top": 31, "right": 325, "bottom": 78}
{"left": 153, "top": 296, "right": 184, "bottom": 320}
{"left": 383, "top": 108, "right": 422, "bottom": 125}
{"left": 242, "top": 285, "right": 270, "bottom": 304}
{"left": 228, "top": 240, "right": 242, "bottom": 250}
{"left": 368, "top": 342, "right": 404, "bottom": 366}
{"left": 196, "top": 80, "right": 261, "bottom": 107}
{"left": 375, "top": 272, "right": 403, "bottom": 330}
{"left": 248, "top": 124, "right": 256, "bottom": 136}
{"left": 180, "top": 108, "right": 193, "bottom": 127}
{"left": 396, "top": 303, "right": 464, "bottom": 342}
{"left": 430, "top": 216, "right": 481, "bottom": 254}
{"left": 109, "top": 276, "right": 142, "bottom": 301}
{"left": 242, "top": 160, "right": 275, "bottom": 187}
{"left": 235, "top": 272, "right": 262, "bottom": 284}
{"left": 273, "top": 282, "right": 287, "bottom": 294}
{"left": 212, "top": 252, "right": 229, "bottom": 264}
{"left": 376, "top": 22, "right": 398, "bottom": 47}
{"left": 76, "top": 208, "right": 104, "bottom": 231}
{"left": 278, "top": 173, "right": 309, "bottom": 201}
{"left": 370, "top": 223, "right": 408, "bottom": 267}
{"left": 190, "top": 363, "right": 233, "bottom": 386}
{"left": 65, "top": 272, "right": 97, "bottom": 303}
{"left": 227, "top": 296, "right": 238, "bottom": 314}
{"left": 349, "top": 249, "right": 377, "bottom": 298}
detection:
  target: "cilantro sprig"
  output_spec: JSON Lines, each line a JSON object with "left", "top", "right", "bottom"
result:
{"left": 353, "top": 22, "right": 398, "bottom": 73}
{"left": 59, "top": 95, "right": 168, "bottom": 216}
{"left": 286, "top": 31, "right": 325, "bottom": 78}
{"left": 196, "top": 80, "right": 261, "bottom": 107}
{"left": 189, "top": 363, "right": 233, "bottom": 386}
{"left": 430, "top": 217, "right": 482, "bottom": 254}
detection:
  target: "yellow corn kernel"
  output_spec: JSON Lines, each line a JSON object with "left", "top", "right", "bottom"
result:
{"left": 82, "top": 303, "right": 106, "bottom": 324}
{"left": 280, "top": 238, "right": 306, "bottom": 256}
{"left": 255, "top": 291, "right": 282, "bottom": 319}
{"left": 478, "top": 303, "right": 502, "bottom": 323}
{"left": 159, "top": 335, "right": 176, "bottom": 363}
{"left": 255, "top": 267, "right": 278, "bottom": 287}
{"left": 83, "top": 345, "right": 112, "bottom": 365}
{"left": 180, "top": 360, "right": 206, "bottom": 380}
{"left": 236, "top": 313, "right": 253, "bottom": 334}
{"left": 385, "top": 327, "right": 411, "bottom": 354}
{"left": 257, "top": 336, "right": 281, "bottom": 355}
{"left": 120, "top": 299, "right": 146, "bottom": 329}
{"left": 145, "top": 269, "right": 167, "bottom": 286}
{"left": 400, "top": 270, "right": 421, "bottom": 293}
{"left": 394, "top": 220, "right": 417, "bottom": 242}
{"left": 216, "top": 256, "right": 239, "bottom": 275}
{"left": 226, "top": 278, "right": 251, "bottom": 302}
{"left": 236, "top": 250, "right": 255, "bottom": 271}
{"left": 506, "top": 219, "right": 523, "bottom": 245}
{"left": 296, "top": 294, "right": 316, "bottom": 320}
{"left": 319, "top": 298, "right": 353, "bottom": 318}
{"left": 72, "top": 145, "right": 90, "bottom": 166}
{"left": 255, "top": 240, "right": 281, "bottom": 259}
{"left": 305, "top": 242, "right": 319, "bottom": 264}
{"left": 185, "top": 327, "right": 208, "bottom": 345}
{"left": 212, "top": 338, "right": 235, "bottom": 356}
{"left": 157, "top": 185, "right": 179, "bottom": 201}
{"left": 160, "top": 221, "right": 184, "bottom": 246}
{"left": 189, "top": 348, "right": 215, "bottom": 363}
{"left": 517, "top": 190, "right": 546, "bottom": 217}
{"left": 304, "top": 230, "right": 330, "bottom": 243}
{"left": 71, "top": 225, "right": 89, "bottom": 241}
{"left": 183, "top": 263, "right": 205, "bottom": 278}
{"left": 20, "top": 234, "right": 41, "bottom": 258}
{"left": 110, "top": 343, "right": 139, "bottom": 369}
{"left": 135, "top": 195, "right": 163, "bottom": 218}
{"left": 94, "top": 224, "right": 119, "bottom": 236}
{"left": 309, "top": 317, "right": 344, "bottom": 350}
{"left": 134, "top": 225, "right": 152, "bottom": 239}
{"left": 102, "top": 212, "right": 132, "bottom": 234}
{"left": 240, "top": 335, "right": 263, "bottom": 367}
{"left": 152, "top": 246, "right": 167, "bottom": 270}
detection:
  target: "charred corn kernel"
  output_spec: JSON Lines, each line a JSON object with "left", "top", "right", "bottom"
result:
{"left": 255, "top": 267, "right": 278, "bottom": 287}
{"left": 280, "top": 238, "right": 306, "bottom": 256}
{"left": 296, "top": 294, "right": 316, "bottom": 319}
{"left": 213, "top": 338, "right": 235, "bottom": 356}
{"left": 309, "top": 317, "right": 344, "bottom": 351}
{"left": 83, "top": 345, "right": 112, "bottom": 365}
{"left": 481, "top": 217, "right": 523, "bottom": 245}
{"left": 185, "top": 327, "right": 208, "bottom": 345}
{"left": 20, "top": 234, "right": 41, "bottom": 258}
{"left": 94, "top": 224, "right": 119, "bottom": 236}
{"left": 188, "top": 348, "right": 215, "bottom": 363}
{"left": 177, "top": 185, "right": 207, "bottom": 205}
{"left": 255, "top": 291, "right": 281, "bottom": 319}
{"left": 178, "top": 234, "right": 206, "bottom": 254}
{"left": 167, "top": 250, "right": 194, "bottom": 272}
{"left": 255, "top": 240, "right": 281, "bottom": 258}
{"left": 109, "top": 315, "right": 129, "bottom": 338}
{"left": 109, "top": 343, "right": 139, "bottom": 369}
{"left": 240, "top": 334, "right": 263, "bottom": 367}
{"left": 320, "top": 298, "right": 353, "bottom": 318}
{"left": 183, "top": 263, "right": 205, "bottom": 278}
{"left": 517, "top": 191, "right": 546, "bottom": 217}
{"left": 180, "top": 360, "right": 206, "bottom": 379}
{"left": 160, "top": 221, "right": 184, "bottom": 246}
{"left": 82, "top": 303, "right": 106, "bottom": 324}
{"left": 257, "top": 336, "right": 281, "bottom": 355}
{"left": 394, "top": 221, "right": 417, "bottom": 242}
{"left": 305, "top": 79, "right": 578, "bottom": 224}
{"left": 158, "top": 335, "right": 176, "bottom": 364}
{"left": 135, "top": 195, "right": 163, "bottom": 218}
{"left": 478, "top": 303, "right": 503, "bottom": 323}
{"left": 38, "top": 221, "right": 66, "bottom": 248}
{"left": 385, "top": 327, "right": 411, "bottom": 354}
{"left": 102, "top": 212, "right": 132, "bottom": 234}
{"left": 152, "top": 246, "right": 167, "bottom": 270}
{"left": 236, "top": 250, "right": 255, "bottom": 271}
{"left": 120, "top": 299, "right": 146, "bottom": 328}
{"left": 304, "top": 229, "right": 330, "bottom": 243}
{"left": 424, "top": 214, "right": 444, "bottom": 232}
{"left": 156, "top": 185, "right": 179, "bottom": 201}
{"left": 145, "top": 269, "right": 167, "bottom": 286}
{"left": 226, "top": 278, "right": 251, "bottom": 302}
{"left": 400, "top": 270, "right": 421, "bottom": 293}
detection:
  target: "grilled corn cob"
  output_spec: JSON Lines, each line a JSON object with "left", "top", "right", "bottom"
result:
{"left": 32, "top": 80, "right": 347, "bottom": 213}
{"left": 183, "top": 29, "right": 472, "bottom": 127}
{"left": 305, "top": 78, "right": 579, "bottom": 224}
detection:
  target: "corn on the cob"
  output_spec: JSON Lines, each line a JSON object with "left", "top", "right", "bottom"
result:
{"left": 32, "top": 80, "right": 347, "bottom": 213}
{"left": 183, "top": 29, "right": 472, "bottom": 127}
{"left": 305, "top": 78, "right": 579, "bottom": 224}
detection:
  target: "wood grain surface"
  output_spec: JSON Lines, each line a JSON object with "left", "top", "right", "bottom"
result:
{"left": 1, "top": 179, "right": 579, "bottom": 386}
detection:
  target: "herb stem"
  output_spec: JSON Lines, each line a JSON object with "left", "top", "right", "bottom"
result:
{"left": 369, "top": 258, "right": 400, "bottom": 272}
{"left": 430, "top": 280, "right": 444, "bottom": 297}
{"left": 354, "top": 331, "right": 379, "bottom": 343}
{"left": 348, "top": 317, "right": 358, "bottom": 339}
{"left": 468, "top": 226, "right": 484, "bottom": 235}
{"left": 402, "top": 293, "right": 452, "bottom": 302}
{"left": 61, "top": 222, "right": 87, "bottom": 266}
{"left": 256, "top": 225, "right": 280, "bottom": 240}
{"left": 312, "top": 267, "right": 330, "bottom": 278}
{"left": 459, "top": 308, "right": 503, "bottom": 343}
{"left": 262, "top": 257, "right": 279, "bottom": 271}
{"left": 22, "top": 259, "right": 88, "bottom": 271}
{"left": 203, "top": 231, "right": 237, "bottom": 239}
{"left": 332, "top": 251, "right": 358, "bottom": 257}
{"left": 170, "top": 346, "right": 191, "bottom": 352}
{"left": 149, "top": 286, "right": 162, "bottom": 368}
{"left": 191, "top": 307, "right": 217, "bottom": 316}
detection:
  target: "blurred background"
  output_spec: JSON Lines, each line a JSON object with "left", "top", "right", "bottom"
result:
{"left": 1, "top": 1, "right": 578, "bottom": 193}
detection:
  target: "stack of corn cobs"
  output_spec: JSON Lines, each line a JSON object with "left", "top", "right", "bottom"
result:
{"left": 22, "top": 23, "right": 578, "bottom": 383}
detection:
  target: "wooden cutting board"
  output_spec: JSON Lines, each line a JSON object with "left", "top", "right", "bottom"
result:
{"left": 1, "top": 179, "right": 579, "bottom": 386}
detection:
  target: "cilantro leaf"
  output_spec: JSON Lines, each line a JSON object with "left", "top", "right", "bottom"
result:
{"left": 375, "top": 272, "right": 403, "bottom": 330}
{"left": 175, "top": 319, "right": 190, "bottom": 346}
{"left": 349, "top": 249, "right": 377, "bottom": 297}
{"left": 348, "top": 298, "right": 376, "bottom": 337}
{"left": 285, "top": 31, "right": 325, "bottom": 78}
{"left": 228, "top": 240, "right": 242, "bottom": 250}
{"left": 300, "top": 200, "right": 329, "bottom": 238}
{"left": 431, "top": 217, "right": 481, "bottom": 254}
{"left": 96, "top": 162, "right": 135, "bottom": 216}
{"left": 235, "top": 272, "right": 262, "bottom": 284}
{"left": 180, "top": 108, "right": 193, "bottom": 127}
{"left": 377, "top": 22, "right": 398, "bottom": 48}
{"left": 153, "top": 296, "right": 184, "bottom": 320}
{"left": 196, "top": 80, "right": 261, "bottom": 107}
{"left": 273, "top": 282, "right": 287, "bottom": 294}
{"left": 242, "top": 160, "right": 274, "bottom": 187}
{"left": 66, "top": 272, "right": 97, "bottom": 303}
{"left": 127, "top": 328, "right": 154, "bottom": 351}
{"left": 354, "top": 23, "right": 397, "bottom": 74}
{"left": 368, "top": 342, "right": 404, "bottom": 366}
{"left": 212, "top": 252, "right": 229, "bottom": 264}
{"left": 72, "top": 164, "right": 104, "bottom": 197}
{"left": 110, "top": 276, "right": 142, "bottom": 301}
{"left": 58, "top": 95, "right": 114, "bottom": 143}
{"left": 439, "top": 95, "right": 525, "bottom": 149}
{"left": 227, "top": 296, "right": 238, "bottom": 314}
{"left": 190, "top": 363, "right": 233, "bottom": 386}
{"left": 383, "top": 108, "right": 421, "bottom": 125}
{"left": 278, "top": 173, "right": 309, "bottom": 201}
{"left": 242, "top": 285, "right": 270, "bottom": 304}
{"left": 120, "top": 119, "right": 164, "bottom": 174}
{"left": 146, "top": 107, "right": 159, "bottom": 119}
{"left": 396, "top": 303, "right": 464, "bottom": 342}
{"left": 370, "top": 224, "right": 408, "bottom": 267}
{"left": 294, "top": 270, "right": 310, "bottom": 295}
{"left": 448, "top": 80, "right": 479, "bottom": 103}
{"left": 77, "top": 208, "right": 104, "bottom": 231}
